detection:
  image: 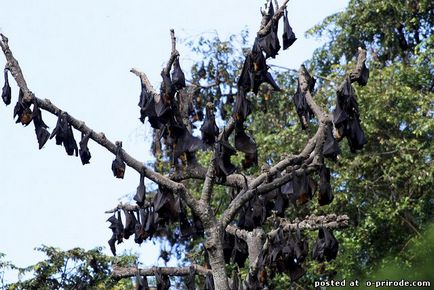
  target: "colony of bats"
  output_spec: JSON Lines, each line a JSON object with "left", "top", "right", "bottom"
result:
{"left": 1, "top": 0, "right": 369, "bottom": 289}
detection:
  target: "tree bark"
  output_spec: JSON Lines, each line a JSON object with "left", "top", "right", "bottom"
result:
{"left": 205, "top": 225, "right": 229, "bottom": 290}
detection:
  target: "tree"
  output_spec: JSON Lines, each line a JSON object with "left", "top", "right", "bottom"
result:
{"left": 2, "top": 0, "right": 432, "bottom": 289}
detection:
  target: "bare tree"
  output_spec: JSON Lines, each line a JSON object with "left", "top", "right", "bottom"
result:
{"left": 1, "top": 0, "right": 368, "bottom": 289}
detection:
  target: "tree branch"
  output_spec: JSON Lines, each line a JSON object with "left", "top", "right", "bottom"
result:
{"left": 164, "top": 29, "right": 180, "bottom": 76}
{"left": 112, "top": 264, "right": 210, "bottom": 278}
{"left": 0, "top": 33, "right": 203, "bottom": 215}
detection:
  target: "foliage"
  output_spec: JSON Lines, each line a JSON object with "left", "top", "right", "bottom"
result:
{"left": 1, "top": 246, "right": 135, "bottom": 290}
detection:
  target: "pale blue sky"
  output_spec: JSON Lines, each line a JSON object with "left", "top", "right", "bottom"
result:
{"left": 0, "top": 0, "right": 348, "bottom": 282}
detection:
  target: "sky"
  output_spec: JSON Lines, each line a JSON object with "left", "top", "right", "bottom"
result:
{"left": 0, "top": 0, "right": 348, "bottom": 283}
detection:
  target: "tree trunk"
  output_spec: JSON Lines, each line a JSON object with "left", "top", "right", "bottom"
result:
{"left": 205, "top": 225, "right": 229, "bottom": 290}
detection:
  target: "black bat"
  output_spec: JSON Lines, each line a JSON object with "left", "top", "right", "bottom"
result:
{"left": 111, "top": 142, "right": 126, "bottom": 178}
{"left": 312, "top": 227, "right": 339, "bottom": 262}
{"left": 222, "top": 232, "right": 235, "bottom": 263}
{"left": 135, "top": 274, "right": 149, "bottom": 290}
{"left": 333, "top": 78, "right": 367, "bottom": 152}
{"left": 160, "top": 69, "right": 175, "bottom": 105}
{"left": 258, "top": 1, "right": 280, "bottom": 59}
{"left": 200, "top": 104, "right": 219, "bottom": 146}
{"left": 237, "top": 40, "right": 280, "bottom": 94}
{"left": 31, "top": 101, "right": 50, "bottom": 149}
{"left": 318, "top": 165, "right": 334, "bottom": 206}
{"left": 213, "top": 139, "right": 237, "bottom": 182}
{"left": 323, "top": 125, "right": 341, "bottom": 160}
{"left": 133, "top": 173, "right": 146, "bottom": 206}
{"left": 13, "top": 89, "right": 32, "bottom": 125}
{"left": 232, "top": 88, "right": 252, "bottom": 124}
{"left": 232, "top": 236, "right": 248, "bottom": 268}
{"left": 186, "top": 266, "right": 196, "bottom": 290}
{"left": 108, "top": 233, "right": 117, "bottom": 256}
{"left": 134, "top": 209, "right": 145, "bottom": 244}
{"left": 293, "top": 71, "right": 315, "bottom": 130}
{"left": 171, "top": 56, "right": 186, "bottom": 90}
{"left": 155, "top": 268, "right": 171, "bottom": 290}
{"left": 79, "top": 132, "right": 92, "bottom": 165}
{"left": 292, "top": 170, "right": 315, "bottom": 205}
{"left": 2, "top": 69, "right": 11, "bottom": 105}
{"left": 123, "top": 209, "right": 137, "bottom": 240}
{"left": 50, "top": 112, "right": 78, "bottom": 156}
{"left": 282, "top": 9, "right": 297, "bottom": 50}
{"left": 234, "top": 125, "right": 258, "bottom": 169}
{"left": 203, "top": 272, "right": 215, "bottom": 290}
{"left": 172, "top": 126, "right": 203, "bottom": 161}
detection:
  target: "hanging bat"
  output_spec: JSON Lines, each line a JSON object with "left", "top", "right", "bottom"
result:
{"left": 155, "top": 268, "right": 171, "bottom": 290}
{"left": 160, "top": 69, "right": 175, "bottom": 105}
{"left": 323, "top": 125, "right": 341, "bottom": 160}
{"left": 200, "top": 103, "right": 219, "bottom": 146}
{"left": 111, "top": 142, "right": 126, "bottom": 178}
{"left": 50, "top": 112, "right": 78, "bottom": 156}
{"left": 133, "top": 173, "right": 146, "bottom": 206}
{"left": 2, "top": 69, "right": 11, "bottom": 105}
{"left": 318, "top": 165, "right": 334, "bottom": 206}
{"left": 232, "top": 88, "right": 252, "bottom": 124}
{"left": 31, "top": 101, "right": 50, "bottom": 149}
{"left": 213, "top": 139, "right": 237, "bottom": 182}
{"left": 79, "top": 132, "right": 92, "bottom": 165}
{"left": 333, "top": 78, "right": 367, "bottom": 152}
{"left": 13, "top": 89, "right": 32, "bottom": 125}
{"left": 171, "top": 56, "right": 186, "bottom": 90}
{"left": 203, "top": 272, "right": 215, "bottom": 290}
{"left": 312, "top": 227, "right": 339, "bottom": 262}
{"left": 282, "top": 9, "right": 297, "bottom": 50}
{"left": 135, "top": 274, "right": 149, "bottom": 290}
{"left": 258, "top": 0, "right": 280, "bottom": 59}
{"left": 234, "top": 125, "right": 258, "bottom": 169}
{"left": 232, "top": 236, "right": 248, "bottom": 268}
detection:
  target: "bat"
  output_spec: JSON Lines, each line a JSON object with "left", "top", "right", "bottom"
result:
{"left": 232, "top": 236, "right": 248, "bottom": 268}
{"left": 318, "top": 165, "right": 334, "bottom": 206}
{"left": 79, "top": 132, "right": 92, "bottom": 165}
{"left": 123, "top": 209, "right": 137, "bottom": 240}
{"left": 133, "top": 173, "right": 146, "bottom": 206}
{"left": 160, "top": 69, "right": 175, "bottom": 105}
{"left": 282, "top": 9, "right": 297, "bottom": 50}
{"left": 135, "top": 274, "right": 149, "bottom": 290}
{"left": 185, "top": 266, "right": 196, "bottom": 290}
{"left": 213, "top": 139, "right": 237, "bottom": 182}
{"left": 234, "top": 125, "right": 258, "bottom": 169}
{"left": 172, "top": 125, "right": 203, "bottom": 161}
{"left": 200, "top": 104, "right": 219, "bottom": 146}
{"left": 111, "top": 142, "right": 126, "bottom": 178}
{"left": 237, "top": 40, "right": 280, "bottom": 95}
{"left": 50, "top": 112, "right": 78, "bottom": 156}
{"left": 13, "top": 89, "right": 32, "bottom": 125}
{"left": 258, "top": 1, "right": 280, "bottom": 59}
{"left": 232, "top": 88, "right": 252, "bottom": 123}
{"left": 222, "top": 232, "right": 235, "bottom": 263}
{"left": 171, "top": 56, "right": 186, "bottom": 90}
{"left": 323, "top": 125, "right": 341, "bottom": 160}
{"left": 108, "top": 233, "right": 117, "bottom": 256}
{"left": 31, "top": 101, "right": 50, "bottom": 149}
{"left": 2, "top": 69, "right": 11, "bottom": 105}
{"left": 203, "top": 272, "right": 215, "bottom": 290}
{"left": 333, "top": 78, "right": 367, "bottom": 152}
{"left": 155, "top": 268, "right": 171, "bottom": 290}
{"left": 293, "top": 72, "right": 315, "bottom": 130}
{"left": 292, "top": 170, "right": 314, "bottom": 205}
{"left": 312, "top": 227, "right": 339, "bottom": 262}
